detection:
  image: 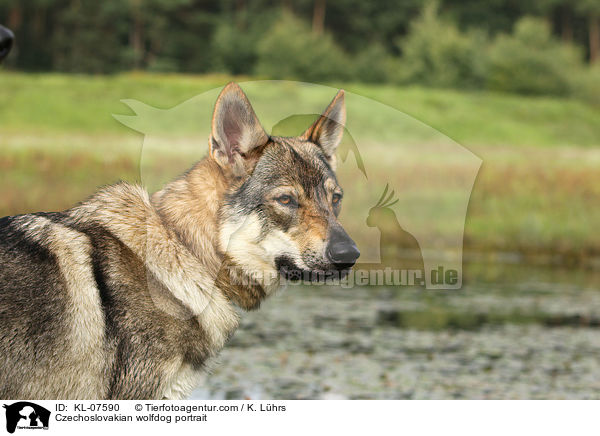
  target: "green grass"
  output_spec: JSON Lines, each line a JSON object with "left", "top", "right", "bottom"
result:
{"left": 1, "top": 72, "right": 599, "bottom": 261}
{"left": 1, "top": 72, "right": 598, "bottom": 147}
{"left": 0, "top": 72, "right": 234, "bottom": 134}
{"left": 345, "top": 84, "right": 600, "bottom": 148}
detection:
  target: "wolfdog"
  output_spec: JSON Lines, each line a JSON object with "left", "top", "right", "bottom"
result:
{"left": 0, "top": 83, "right": 360, "bottom": 399}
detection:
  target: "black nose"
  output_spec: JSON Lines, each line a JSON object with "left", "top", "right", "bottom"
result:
{"left": 327, "top": 228, "right": 360, "bottom": 269}
{"left": 0, "top": 25, "right": 14, "bottom": 62}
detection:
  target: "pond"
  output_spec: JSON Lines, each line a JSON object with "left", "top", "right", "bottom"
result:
{"left": 191, "top": 262, "right": 600, "bottom": 399}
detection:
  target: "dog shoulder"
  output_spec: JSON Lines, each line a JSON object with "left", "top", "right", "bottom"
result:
{"left": 0, "top": 212, "right": 108, "bottom": 398}
{"left": 75, "top": 182, "right": 240, "bottom": 355}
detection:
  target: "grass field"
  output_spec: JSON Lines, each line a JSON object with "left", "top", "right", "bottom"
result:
{"left": 1, "top": 72, "right": 599, "bottom": 262}
{"left": 1, "top": 72, "right": 599, "bottom": 145}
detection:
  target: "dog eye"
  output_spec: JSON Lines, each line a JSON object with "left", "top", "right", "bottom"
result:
{"left": 277, "top": 195, "right": 296, "bottom": 207}
{"left": 332, "top": 194, "right": 342, "bottom": 205}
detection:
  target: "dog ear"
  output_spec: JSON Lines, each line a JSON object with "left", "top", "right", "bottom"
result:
{"left": 303, "top": 89, "right": 346, "bottom": 160}
{"left": 210, "top": 82, "right": 269, "bottom": 177}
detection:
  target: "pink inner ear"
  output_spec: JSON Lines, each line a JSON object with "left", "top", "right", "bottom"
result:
{"left": 223, "top": 118, "right": 241, "bottom": 159}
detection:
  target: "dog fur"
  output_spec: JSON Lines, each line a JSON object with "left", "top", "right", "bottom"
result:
{"left": 0, "top": 83, "right": 358, "bottom": 399}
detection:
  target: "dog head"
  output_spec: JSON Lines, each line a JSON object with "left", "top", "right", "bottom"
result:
{"left": 213, "top": 83, "right": 359, "bottom": 289}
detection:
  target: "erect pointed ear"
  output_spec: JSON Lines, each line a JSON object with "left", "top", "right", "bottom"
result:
{"left": 302, "top": 89, "right": 346, "bottom": 160}
{"left": 209, "top": 82, "right": 269, "bottom": 177}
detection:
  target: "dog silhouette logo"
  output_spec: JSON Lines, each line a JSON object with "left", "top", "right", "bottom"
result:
{"left": 3, "top": 402, "right": 50, "bottom": 433}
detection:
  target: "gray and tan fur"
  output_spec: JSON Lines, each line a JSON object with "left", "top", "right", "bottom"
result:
{"left": 0, "top": 83, "right": 359, "bottom": 399}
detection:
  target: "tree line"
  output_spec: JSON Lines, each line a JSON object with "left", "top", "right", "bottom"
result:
{"left": 0, "top": 0, "right": 598, "bottom": 100}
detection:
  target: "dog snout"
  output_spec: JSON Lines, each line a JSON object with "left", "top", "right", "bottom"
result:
{"left": 327, "top": 228, "right": 360, "bottom": 269}
{"left": 0, "top": 25, "right": 14, "bottom": 62}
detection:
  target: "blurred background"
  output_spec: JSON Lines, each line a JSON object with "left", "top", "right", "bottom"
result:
{"left": 1, "top": 0, "right": 600, "bottom": 399}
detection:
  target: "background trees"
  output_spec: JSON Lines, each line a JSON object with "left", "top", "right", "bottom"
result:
{"left": 0, "top": 0, "right": 598, "bottom": 100}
